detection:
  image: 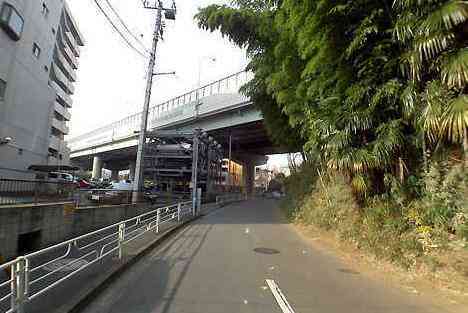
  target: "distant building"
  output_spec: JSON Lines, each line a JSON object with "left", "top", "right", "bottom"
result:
{"left": 0, "top": 0, "right": 84, "bottom": 179}
{"left": 255, "top": 168, "right": 272, "bottom": 190}
{"left": 221, "top": 159, "right": 244, "bottom": 188}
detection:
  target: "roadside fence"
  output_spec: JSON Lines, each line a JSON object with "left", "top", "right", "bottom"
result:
{"left": 0, "top": 201, "right": 193, "bottom": 313}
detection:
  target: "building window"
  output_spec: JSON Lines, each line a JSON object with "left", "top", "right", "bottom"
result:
{"left": 32, "top": 43, "right": 41, "bottom": 59}
{"left": 0, "top": 78, "right": 6, "bottom": 100}
{"left": 41, "top": 3, "right": 49, "bottom": 18}
{"left": 0, "top": 3, "right": 24, "bottom": 41}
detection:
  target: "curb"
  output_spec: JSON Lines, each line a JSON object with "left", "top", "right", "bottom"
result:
{"left": 60, "top": 214, "right": 204, "bottom": 313}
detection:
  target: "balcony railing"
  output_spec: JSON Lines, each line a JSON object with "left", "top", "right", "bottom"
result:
{"left": 55, "top": 47, "right": 77, "bottom": 82}
{"left": 54, "top": 101, "right": 71, "bottom": 121}
{"left": 65, "top": 31, "right": 80, "bottom": 57}
{"left": 50, "top": 81, "right": 73, "bottom": 108}
{"left": 52, "top": 118, "right": 70, "bottom": 135}
{"left": 58, "top": 31, "right": 79, "bottom": 69}
{"left": 51, "top": 63, "right": 75, "bottom": 95}
{"left": 49, "top": 135, "right": 61, "bottom": 151}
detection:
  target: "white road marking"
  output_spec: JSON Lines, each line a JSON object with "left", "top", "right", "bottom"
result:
{"left": 266, "top": 279, "right": 297, "bottom": 313}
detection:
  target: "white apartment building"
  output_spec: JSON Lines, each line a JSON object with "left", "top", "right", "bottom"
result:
{"left": 0, "top": 0, "right": 84, "bottom": 179}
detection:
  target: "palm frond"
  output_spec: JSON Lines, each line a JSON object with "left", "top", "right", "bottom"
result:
{"left": 421, "top": 1, "right": 468, "bottom": 32}
{"left": 422, "top": 81, "right": 450, "bottom": 142}
{"left": 373, "top": 120, "right": 405, "bottom": 166}
{"left": 400, "top": 49, "right": 423, "bottom": 81}
{"left": 441, "top": 48, "right": 468, "bottom": 89}
{"left": 441, "top": 94, "right": 468, "bottom": 143}
{"left": 401, "top": 83, "right": 420, "bottom": 119}
{"left": 393, "top": 0, "right": 442, "bottom": 11}
{"left": 393, "top": 12, "right": 417, "bottom": 43}
{"left": 414, "top": 30, "right": 455, "bottom": 61}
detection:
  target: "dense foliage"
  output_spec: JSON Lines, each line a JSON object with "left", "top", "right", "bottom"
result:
{"left": 196, "top": 0, "right": 468, "bottom": 197}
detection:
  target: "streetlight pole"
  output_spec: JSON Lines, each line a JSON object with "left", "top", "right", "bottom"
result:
{"left": 133, "top": 1, "right": 176, "bottom": 203}
{"left": 195, "top": 56, "right": 216, "bottom": 119}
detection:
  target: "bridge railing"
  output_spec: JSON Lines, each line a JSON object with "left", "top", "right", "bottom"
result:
{"left": 0, "top": 201, "right": 194, "bottom": 313}
{"left": 67, "top": 70, "right": 253, "bottom": 152}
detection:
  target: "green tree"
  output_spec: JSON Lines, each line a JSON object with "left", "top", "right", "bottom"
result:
{"left": 394, "top": 0, "right": 468, "bottom": 164}
{"left": 196, "top": 1, "right": 305, "bottom": 151}
{"left": 196, "top": 0, "right": 467, "bottom": 197}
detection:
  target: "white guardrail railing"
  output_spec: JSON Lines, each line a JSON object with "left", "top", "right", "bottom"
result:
{"left": 67, "top": 70, "right": 253, "bottom": 152}
{"left": 0, "top": 201, "right": 193, "bottom": 313}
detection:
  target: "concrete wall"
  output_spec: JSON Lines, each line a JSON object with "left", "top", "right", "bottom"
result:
{"left": 0, "top": 202, "right": 159, "bottom": 261}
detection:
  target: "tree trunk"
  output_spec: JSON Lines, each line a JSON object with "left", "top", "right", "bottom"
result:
{"left": 398, "top": 157, "right": 405, "bottom": 183}
{"left": 422, "top": 132, "right": 428, "bottom": 173}
{"left": 463, "top": 126, "right": 468, "bottom": 169}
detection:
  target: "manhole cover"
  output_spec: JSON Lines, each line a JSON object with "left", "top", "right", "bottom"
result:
{"left": 253, "top": 248, "right": 280, "bottom": 255}
{"left": 338, "top": 268, "right": 360, "bottom": 275}
{"left": 42, "top": 258, "right": 89, "bottom": 272}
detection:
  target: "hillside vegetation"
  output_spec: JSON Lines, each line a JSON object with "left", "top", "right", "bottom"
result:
{"left": 195, "top": 0, "right": 468, "bottom": 281}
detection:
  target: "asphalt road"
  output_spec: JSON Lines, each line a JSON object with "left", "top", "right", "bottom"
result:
{"left": 79, "top": 199, "right": 449, "bottom": 313}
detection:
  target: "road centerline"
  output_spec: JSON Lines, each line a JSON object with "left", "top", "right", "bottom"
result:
{"left": 266, "top": 279, "right": 297, "bottom": 313}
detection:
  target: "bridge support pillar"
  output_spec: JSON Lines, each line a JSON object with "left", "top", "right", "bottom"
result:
{"left": 244, "top": 161, "right": 256, "bottom": 197}
{"left": 92, "top": 156, "right": 103, "bottom": 180}
{"left": 129, "top": 160, "right": 136, "bottom": 181}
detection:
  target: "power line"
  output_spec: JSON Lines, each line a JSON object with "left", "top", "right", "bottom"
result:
{"left": 102, "top": 0, "right": 150, "bottom": 54}
{"left": 93, "top": 0, "right": 149, "bottom": 59}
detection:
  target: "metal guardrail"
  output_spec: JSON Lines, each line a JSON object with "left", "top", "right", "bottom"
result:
{"left": 0, "top": 201, "right": 194, "bottom": 313}
{"left": 0, "top": 179, "right": 142, "bottom": 207}
{"left": 67, "top": 70, "right": 253, "bottom": 152}
{"left": 0, "top": 179, "right": 77, "bottom": 206}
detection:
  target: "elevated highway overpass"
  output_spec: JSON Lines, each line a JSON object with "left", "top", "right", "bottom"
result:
{"left": 67, "top": 71, "right": 283, "bottom": 191}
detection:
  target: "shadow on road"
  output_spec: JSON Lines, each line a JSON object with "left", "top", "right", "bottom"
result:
{"left": 96, "top": 224, "right": 213, "bottom": 313}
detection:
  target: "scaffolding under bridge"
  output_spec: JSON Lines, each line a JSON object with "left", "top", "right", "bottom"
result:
{"left": 143, "top": 130, "right": 224, "bottom": 200}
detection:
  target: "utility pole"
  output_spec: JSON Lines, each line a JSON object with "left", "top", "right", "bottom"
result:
{"left": 228, "top": 133, "right": 232, "bottom": 190}
{"left": 133, "top": 0, "right": 176, "bottom": 203}
{"left": 191, "top": 129, "right": 201, "bottom": 214}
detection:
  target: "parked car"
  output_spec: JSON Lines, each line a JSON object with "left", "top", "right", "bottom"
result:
{"left": 111, "top": 180, "right": 133, "bottom": 191}
{"left": 48, "top": 172, "right": 74, "bottom": 183}
{"left": 76, "top": 179, "right": 91, "bottom": 189}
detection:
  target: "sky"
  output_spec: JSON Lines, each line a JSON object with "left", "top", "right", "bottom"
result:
{"left": 66, "top": 0, "right": 289, "bottom": 168}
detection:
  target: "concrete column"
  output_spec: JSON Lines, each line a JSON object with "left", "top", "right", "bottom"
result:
{"left": 244, "top": 161, "right": 256, "bottom": 196}
{"left": 129, "top": 160, "right": 136, "bottom": 181}
{"left": 92, "top": 156, "right": 103, "bottom": 180}
{"left": 111, "top": 170, "right": 119, "bottom": 182}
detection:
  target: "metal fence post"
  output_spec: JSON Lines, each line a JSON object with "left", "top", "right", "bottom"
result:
{"left": 11, "top": 258, "right": 26, "bottom": 313}
{"left": 177, "top": 203, "right": 181, "bottom": 222}
{"left": 156, "top": 209, "right": 160, "bottom": 233}
{"left": 118, "top": 223, "right": 125, "bottom": 259}
{"left": 196, "top": 188, "right": 202, "bottom": 215}
{"left": 33, "top": 181, "right": 39, "bottom": 205}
